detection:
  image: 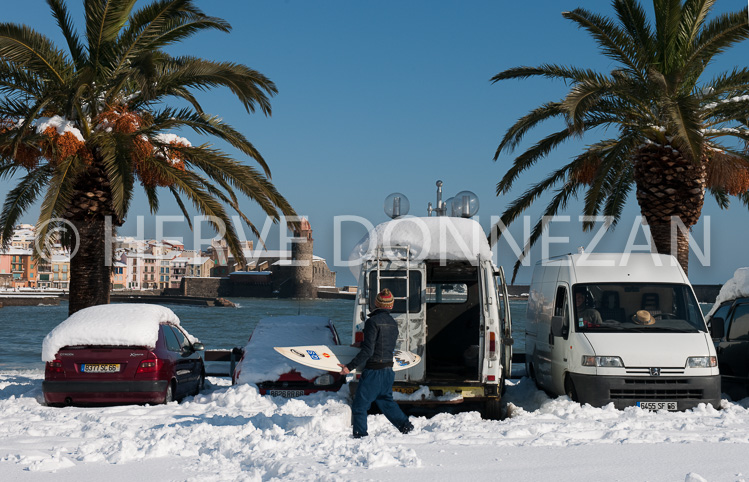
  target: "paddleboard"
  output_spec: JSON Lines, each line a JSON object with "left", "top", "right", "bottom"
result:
{"left": 273, "top": 345, "right": 421, "bottom": 373}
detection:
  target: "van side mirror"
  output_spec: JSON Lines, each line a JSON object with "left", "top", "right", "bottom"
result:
{"left": 551, "top": 316, "right": 566, "bottom": 338}
{"left": 710, "top": 318, "right": 725, "bottom": 339}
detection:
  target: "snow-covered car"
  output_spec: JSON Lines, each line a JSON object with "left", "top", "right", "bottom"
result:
{"left": 232, "top": 316, "right": 345, "bottom": 396}
{"left": 42, "top": 304, "right": 205, "bottom": 406}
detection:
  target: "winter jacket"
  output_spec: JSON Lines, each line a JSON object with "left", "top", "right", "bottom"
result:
{"left": 345, "top": 309, "right": 399, "bottom": 371}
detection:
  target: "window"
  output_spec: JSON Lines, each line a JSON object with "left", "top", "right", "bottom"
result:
{"left": 368, "top": 270, "right": 422, "bottom": 313}
{"left": 728, "top": 304, "right": 749, "bottom": 341}
{"left": 169, "top": 326, "right": 192, "bottom": 353}
{"left": 162, "top": 325, "right": 181, "bottom": 352}
{"left": 571, "top": 283, "right": 705, "bottom": 333}
{"left": 426, "top": 283, "right": 468, "bottom": 303}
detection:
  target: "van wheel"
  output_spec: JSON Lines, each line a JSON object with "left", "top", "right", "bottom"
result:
{"left": 564, "top": 376, "right": 578, "bottom": 403}
{"left": 483, "top": 399, "right": 504, "bottom": 420}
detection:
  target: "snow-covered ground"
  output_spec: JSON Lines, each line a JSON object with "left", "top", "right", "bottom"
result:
{"left": 2, "top": 371, "right": 749, "bottom": 481}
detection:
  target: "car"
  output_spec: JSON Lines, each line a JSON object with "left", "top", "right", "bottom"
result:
{"left": 708, "top": 296, "right": 749, "bottom": 401}
{"left": 42, "top": 304, "right": 205, "bottom": 406}
{"left": 232, "top": 315, "right": 345, "bottom": 397}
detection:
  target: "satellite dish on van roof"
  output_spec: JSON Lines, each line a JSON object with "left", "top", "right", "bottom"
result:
{"left": 384, "top": 193, "right": 410, "bottom": 219}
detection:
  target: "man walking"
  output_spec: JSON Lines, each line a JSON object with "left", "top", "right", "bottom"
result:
{"left": 339, "top": 288, "right": 414, "bottom": 438}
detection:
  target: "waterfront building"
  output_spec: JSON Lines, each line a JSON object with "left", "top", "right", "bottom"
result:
{"left": 111, "top": 261, "right": 127, "bottom": 290}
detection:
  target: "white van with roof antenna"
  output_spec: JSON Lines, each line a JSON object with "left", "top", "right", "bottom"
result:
{"left": 348, "top": 181, "right": 513, "bottom": 419}
{"left": 525, "top": 252, "right": 720, "bottom": 411}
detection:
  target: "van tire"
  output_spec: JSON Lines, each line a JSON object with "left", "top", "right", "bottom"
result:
{"left": 564, "top": 376, "right": 578, "bottom": 402}
{"left": 483, "top": 399, "right": 504, "bottom": 420}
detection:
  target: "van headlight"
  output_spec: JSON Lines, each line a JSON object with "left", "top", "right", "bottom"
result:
{"left": 314, "top": 374, "right": 335, "bottom": 386}
{"left": 582, "top": 356, "right": 624, "bottom": 367}
{"left": 686, "top": 356, "right": 717, "bottom": 368}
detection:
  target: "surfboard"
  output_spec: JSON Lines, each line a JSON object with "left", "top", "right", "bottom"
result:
{"left": 273, "top": 345, "right": 421, "bottom": 373}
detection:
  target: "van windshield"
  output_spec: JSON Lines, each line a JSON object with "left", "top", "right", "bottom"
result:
{"left": 572, "top": 283, "right": 706, "bottom": 333}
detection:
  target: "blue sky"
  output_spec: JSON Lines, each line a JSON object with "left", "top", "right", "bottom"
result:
{"left": 2, "top": 0, "right": 748, "bottom": 286}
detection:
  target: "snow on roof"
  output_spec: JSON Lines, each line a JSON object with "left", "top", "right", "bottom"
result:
{"left": 349, "top": 217, "right": 492, "bottom": 269}
{"left": 41, "top": 304, "right": 184, "bottom": 361}
{"left": 234, "top": 316, "right": 337, "bottom": 384}
{"left": 707, "top": 267, "right": 749, "bottom": 318}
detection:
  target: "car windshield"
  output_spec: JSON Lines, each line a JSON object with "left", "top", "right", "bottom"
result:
{"left": 571, "top": 283, "right": 706, "bottom": 333}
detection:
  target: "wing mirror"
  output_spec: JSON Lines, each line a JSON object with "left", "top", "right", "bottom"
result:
{"left": 709, "top": 318, "right": 724, "bottom": 339}
{"left": 551, "top": 316, "right": 566, "bottom": 338}
{"left": 192, "top": 342, "right": 205, "bottom": 352}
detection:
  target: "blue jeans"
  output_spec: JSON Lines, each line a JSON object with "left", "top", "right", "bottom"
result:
{"left": 351, "top": 368, "right": 409, "bottom": 436}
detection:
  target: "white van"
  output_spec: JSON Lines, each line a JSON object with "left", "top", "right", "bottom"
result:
{"left": 525, "top": 252, "right": 720, "bottom": 410}
{"left": 350, "top": 215, "right": 513, "bottom": 419}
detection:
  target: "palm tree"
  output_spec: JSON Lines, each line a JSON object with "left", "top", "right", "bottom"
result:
{"left": 0, "top": 0, "right": 296, "bottom": 314}
{"left": 491, "top": 0, "right": 749, "bottom": 280}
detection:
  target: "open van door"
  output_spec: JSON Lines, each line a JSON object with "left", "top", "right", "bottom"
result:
{"left": 497, "top": 266, "right": 513, "bottom": 386}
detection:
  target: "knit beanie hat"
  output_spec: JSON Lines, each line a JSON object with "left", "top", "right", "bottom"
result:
{"left": 375, "top": 288, "right": 394, "bottom": 309}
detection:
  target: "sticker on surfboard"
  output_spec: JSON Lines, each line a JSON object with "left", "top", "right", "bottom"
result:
{"left": 273, "top": 345, "right": 421, "bottom": 373}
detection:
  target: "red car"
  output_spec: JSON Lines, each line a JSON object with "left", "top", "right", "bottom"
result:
{"left": 232, "top": 316, "right": 344, "bottom": 397}
{"left": 42, "top": 304, "right": 205, "bottom": 406}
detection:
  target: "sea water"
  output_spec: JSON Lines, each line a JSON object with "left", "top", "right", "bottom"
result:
{"left": 0, "top": 298, "right": 531, "bottom": 370}
{"left": 0, "top": 299, "right": 715, "bottom": 370}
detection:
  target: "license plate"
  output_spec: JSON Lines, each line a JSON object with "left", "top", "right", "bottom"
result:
{"left": 393, "top": 386, "right": 418, "bottom": 394}
{"left": 637, "top": 401, "right": 677, "bottom": 411}
{"left": 268, "top": 390, "right": 305, "bottom": 397}
{"left": 82, "top": 363, "right": 120, "bottom": 373}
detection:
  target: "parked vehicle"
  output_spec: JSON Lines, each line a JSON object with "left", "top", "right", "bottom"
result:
{"left": 525, "top": 252, "right": 720, "bottom": 411}
{"left": 42, "top": 304, "right": 205, "bottom": 406}
{"left": 707, "top": 296, "right": 749, "bottom": 401}
{"left": 349, "top": 183, "right": 513, "bottom": 419}
{"left": 232, "top": 316, "right": 345, "bottom": 396}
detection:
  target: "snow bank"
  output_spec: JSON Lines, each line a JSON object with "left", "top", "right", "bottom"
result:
{"left": 706, "top": 267, "right": 749, "bottom": 318}
{"left": 349, "top": 217, "right": 492, "bottom": 272}
{"left": 34, "top": 116, "right": 85, "bottom": 142}
{"left": 41, "top": 304, "right": 183, "bottom": 361}
{"left": 2, "top": 372, "right": 749, "bottom": 480}
{"left": 234, "top": 316, "right": 338, "bottom": 384}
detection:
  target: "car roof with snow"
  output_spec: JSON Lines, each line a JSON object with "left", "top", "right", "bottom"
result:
{"left": 41, "top": 304, "right": 195, "bottom": 362}
{"left": 234, "top": 316, "right": 339, "bottom": 385}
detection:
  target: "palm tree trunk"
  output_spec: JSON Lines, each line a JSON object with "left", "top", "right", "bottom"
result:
{"left": 68, "top": 216, "right": 112, "bottom": 315}
{"left": 647, "top": 223, "right": 690, "bottom": 275}
{"left": 633, "top": 144, "right": 706, "bottom": 276}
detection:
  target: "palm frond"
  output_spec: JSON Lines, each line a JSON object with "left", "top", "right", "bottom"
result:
{"left": 494, "top": 102, "right": 564, "bottom": 158}
{"left": 562, "top": 8, "right": 645, "bottom": 77}
{"left": 0, "top": 23, "right": 69, "bottom": 84}
{"left": 47, "top": 0, "right": 87, "bottom": 69}
{"left": 0, "top": 165, "right": 52, "bottom": 249}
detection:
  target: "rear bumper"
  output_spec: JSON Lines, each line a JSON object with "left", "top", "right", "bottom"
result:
{"left": 43, "top": 380, "right": 168, "bottom": 405}
{"left": 352, "top": 381, "right": 500, "bottom": 404}
{"left": 569, "top": 373, "right": 721, "bottom": 410}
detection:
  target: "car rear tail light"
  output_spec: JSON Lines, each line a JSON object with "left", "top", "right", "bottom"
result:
{"left": 355, "top": 331, "right": 364, "bottom": 343}
{"left": 487, "top": 375, "right": 496, "bottom": 382}
{"left": 46, "top": 360, "right": 64, "bottom": 375}
{"left": 136, "top": 359, "right": 160, "bottom": 374}
{"left": 489, "top": 332, "right": 497, "bottom": 359}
